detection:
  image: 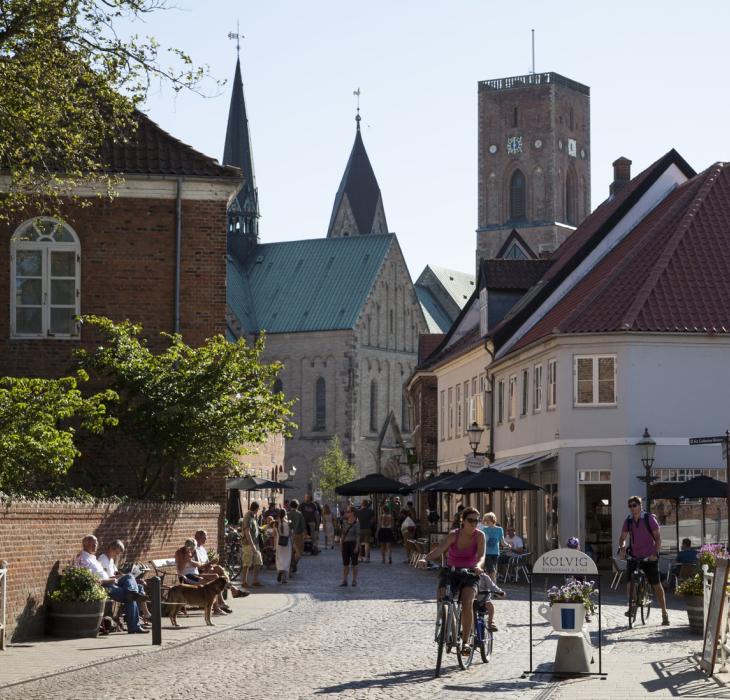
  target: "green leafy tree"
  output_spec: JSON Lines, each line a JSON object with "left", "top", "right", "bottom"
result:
{"left": 315, "top": 435, "right": 357, "bottom": 503}
{"left": 0, "top": 371, "right": 117, "bottom": 494}
{"left": 0, "top": 0, "right": 213, "bottom": 218}
{"left": 75, "top": 315, "right": 294, "bottom": 498}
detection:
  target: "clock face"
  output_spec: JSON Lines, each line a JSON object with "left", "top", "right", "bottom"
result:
{"left": 506, "top": 136, "right": 523, "bottom": 155}
{"left": 534, "top": 139, "right": 542, "bottom": 149}
{"left": 489, "top": 144, "right": 497, "bottom": 154}
{"left": 568, "top": 138, "right": 577, "bottom": 158}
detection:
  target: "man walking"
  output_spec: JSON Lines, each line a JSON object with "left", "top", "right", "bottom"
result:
{"left": 288, "top": 499, "right": 306, "bottom": 574}
{"left": 241, "top": 502, "right": 264, "bottom": 588}
{"left": 300, "top": 493, "right": 320, "bottom": 555}
{"left": 618, "top": 495, "right": 670, "bottom": 626}
{"left": 357, "top": 499, "right": 375, "bottom": 563}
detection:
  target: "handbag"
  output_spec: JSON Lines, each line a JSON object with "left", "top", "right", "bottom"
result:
{"left": 278, "top": 534, "right": 289, "bottom": 547}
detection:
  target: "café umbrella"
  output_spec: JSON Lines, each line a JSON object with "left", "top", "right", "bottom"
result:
{"left": 226, "top": 476, "right": 293, "bottom": 491}
{"left": 335, "top": 473, "right": 412, "bottom": 496}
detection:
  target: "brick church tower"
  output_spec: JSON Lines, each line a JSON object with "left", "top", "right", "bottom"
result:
{"left": 476, "top": 72, "right": 591, "bottom": 262}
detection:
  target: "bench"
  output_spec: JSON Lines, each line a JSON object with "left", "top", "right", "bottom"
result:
{"left": 149, "top": 558, "right": 178, "bottom": 588}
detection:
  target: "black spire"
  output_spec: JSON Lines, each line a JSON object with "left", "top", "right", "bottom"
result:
{"left": 224, "top": 56, "right": 259, "bottom": 260}
{"left": 327, "top": 115, "right": 388, "bottom": 238}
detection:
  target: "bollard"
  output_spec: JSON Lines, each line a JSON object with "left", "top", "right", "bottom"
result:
{"left": 149, "top": 575, "right": 162, "bottom": 645}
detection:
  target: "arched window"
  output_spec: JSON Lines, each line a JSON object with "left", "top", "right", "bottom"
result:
{"left": 370, "top": 380, "right": 378, "bottom": 432}
{"left": 509, "top": 170, "right": 526, "bottom": 221}
{"left": 314, "top": 377, "right": 326, "bottom": 430}
{"left": 12, "top": 217, "right": 80, "bottom": 337}
{"left": 566, "top": 170, "right": 577, "bottom": 225}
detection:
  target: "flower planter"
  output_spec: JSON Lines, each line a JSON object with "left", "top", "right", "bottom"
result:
{"left": 538, "top": 602, "right": 586, "bottom": 633}
{"left": 684, "top": 595, "right": 705, "bottom": 635}
{"left": 48, "top": 599, "right": 105, "bottom": 638}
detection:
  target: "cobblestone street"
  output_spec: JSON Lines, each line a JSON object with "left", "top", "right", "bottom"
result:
{"left": 2, "top": 547, "right": 729, "bottom": 700}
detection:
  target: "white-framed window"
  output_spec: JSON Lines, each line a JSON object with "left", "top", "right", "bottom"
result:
{"left": 497, "top": 379, "right": 505, "bottom": 424}
{"left": 456, "top": 384, "right": 462, "bottom": 436}
{"left": 440, "top": 390, "right": 445, "bottom": 440}
{"left": 520, "top": 368, "right": 529, "bottom": 416}
{"left": 11, "top": 217, "right": 80, "bottom": 338}
{"left": 508, "top": 375, "right": 517, "bottom": 420}
{"left": 448, "top": 387, "right": 453, "bottom": 439}
{"left": 463, "top": 381, "right": 470, "bottom": 428}
{"left": 547, "top": 359, "right": 557, "bottom": 409}
{"left": 573, "top": 355, "right": 617, "bottom": 406}
{"left": 479, "top": 287, "right": 488, "bottom": 336}
{"left": 533, "top": 364, "right": 543, "bottom": 412}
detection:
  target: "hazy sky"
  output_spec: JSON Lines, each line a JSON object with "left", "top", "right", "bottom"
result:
{"left": 135, "top": 1, "right": 729, "bottom": 280}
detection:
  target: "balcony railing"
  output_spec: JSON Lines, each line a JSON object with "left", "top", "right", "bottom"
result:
{"left": 479, "top": 72, "right": 590, "bottom": 96}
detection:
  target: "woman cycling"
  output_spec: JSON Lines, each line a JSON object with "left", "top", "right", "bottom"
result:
{"left": 418, "top": 506, "right": 486, "bottom": 655}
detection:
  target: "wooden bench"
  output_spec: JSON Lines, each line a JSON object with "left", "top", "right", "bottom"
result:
{"left": 149, "top": 558, "right": 178, "bottom": 588}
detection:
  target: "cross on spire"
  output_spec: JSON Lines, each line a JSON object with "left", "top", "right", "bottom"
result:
{"left": 353, "top": 87, "right": 361, "bottom": 131}
{"left": 227, "top": 20, "right": 242, "bottom": 54}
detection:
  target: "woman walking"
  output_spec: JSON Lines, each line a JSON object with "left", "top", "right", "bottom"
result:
{"left": 274, "top": 509, "right": 292, "bottom": 584}
{"left": 339, "top": 506, "right": 360, "bottom": 587}
{"left": 377, "top": 506, "right": 395, "bottom": 563}
{"left": 322, "top": 503, "right": 336, "bottom": 549}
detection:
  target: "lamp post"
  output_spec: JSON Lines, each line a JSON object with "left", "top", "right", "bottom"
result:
{"left": 636, "top": 427, "right": 657, "bottom": 512}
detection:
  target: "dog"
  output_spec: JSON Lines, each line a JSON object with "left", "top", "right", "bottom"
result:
{"left": 165, "top": 575, "right": 229, "bottom": 627}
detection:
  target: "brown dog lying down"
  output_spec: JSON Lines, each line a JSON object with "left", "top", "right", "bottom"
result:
{"left": 166, "top": 575, "right": 229, "bottom": 627}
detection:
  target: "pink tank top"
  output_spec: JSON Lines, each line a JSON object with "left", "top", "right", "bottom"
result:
{"left": 447, "top": 528, "right": 479, "bottom": 568}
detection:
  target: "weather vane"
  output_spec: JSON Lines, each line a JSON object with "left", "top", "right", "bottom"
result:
{"left": 353, "top": 87, "right": 361, "bottom": 129}
{"left": 227, "top": 20, "right": 242, "bottom": 54}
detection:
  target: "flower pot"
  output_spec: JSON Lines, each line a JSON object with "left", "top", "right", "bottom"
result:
{"left": 684, "top": 595, "right": 705, "bottom": 635}
{"left": 538, "top": 602, "right": 586, "bottom": 633}
{"left": 48, "top": 599, "right": 105, "bottom": 638}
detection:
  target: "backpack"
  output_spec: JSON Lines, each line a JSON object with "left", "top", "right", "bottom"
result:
{"left": 625, "top": 512, "right": 657, "bottom": 554}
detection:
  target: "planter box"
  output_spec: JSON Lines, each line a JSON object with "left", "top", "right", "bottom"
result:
{"left": 48, "top": 600, "right": 105, "bottom": 638}
{"left": 684, "top": 595, "right": 704, "bottom": 635}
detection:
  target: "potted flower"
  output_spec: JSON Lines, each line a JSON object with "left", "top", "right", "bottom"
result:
{"left": 676, "top": 573, "right": 704, "bottom": 635}
{"left": 48, "top": 566, "right": 108, "bottom": 638}
{"left": 539, "top": 579, "right": 597, "bottom": 633}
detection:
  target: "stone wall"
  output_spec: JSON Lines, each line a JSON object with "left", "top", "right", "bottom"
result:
{"left": 0, "top": 499, "right": 220, "bottom": 640}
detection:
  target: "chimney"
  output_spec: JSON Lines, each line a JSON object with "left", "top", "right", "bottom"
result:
{"left": 610, "top": 157, "right": 632, "bottom": 196}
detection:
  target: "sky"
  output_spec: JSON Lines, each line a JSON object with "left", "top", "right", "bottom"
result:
{"left": 133, "top": 1, "right": 730, "bottom": 280}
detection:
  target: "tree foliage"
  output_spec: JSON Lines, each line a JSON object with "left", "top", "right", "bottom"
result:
{"left": 75, "top": 315, "right": 294, "bottom": 498}
{"left": 0, "top": 370, "right": 117, "bottom": 494}
{"left": 315, "top": 435, "right": 356, "bottom": 503}
{"left": 0, "top": 0, "right": 212, "bottom": 217}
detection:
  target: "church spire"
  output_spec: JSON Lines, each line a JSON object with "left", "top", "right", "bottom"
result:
{"left": 223, "top": 47, "right": 259, "bottom": 261}
{"left": 327, "top": 100, "right": 388, "bottom": 238}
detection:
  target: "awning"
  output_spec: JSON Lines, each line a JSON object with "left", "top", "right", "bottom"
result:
{"left": 488, "top": 452, "right": 557, "bottom": 472}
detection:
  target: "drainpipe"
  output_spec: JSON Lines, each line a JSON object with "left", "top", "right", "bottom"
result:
{"left": 485, "top": 343, "right": 496, "bottom": 463}
{"left": 174, "top": 178, "right": 183, "bottom": 333}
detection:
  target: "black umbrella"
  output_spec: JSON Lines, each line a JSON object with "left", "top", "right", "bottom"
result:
{"left": 456, "top": 468, "right": 542, "bottom": 493}
{"left": 411, "top": 471, "right": 455, "bottom": 491}
{"left": 226, "top": 488, "right": 243, "bottom": 523}
{"left": 227, "top": 476, "right": 293, "bottom": 491}
{"left": 335, "top": 473, "right": 412, "bottom": 496}
{"left": 421, "top": 469, "right": 478, "bottom": 493}
{"left": 653, "top": 475, "right": 728, "bottom": 548}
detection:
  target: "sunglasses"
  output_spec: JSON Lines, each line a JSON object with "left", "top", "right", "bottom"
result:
{"left": 628, "top": 503, "right": 640, "bottom": 508}
{"left": 465, "top": 517, "right": 479, "bottom": 524}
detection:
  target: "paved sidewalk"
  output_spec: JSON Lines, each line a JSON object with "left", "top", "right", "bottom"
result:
{"left": 0, "top": 584, "right": 293, "bottom": 689}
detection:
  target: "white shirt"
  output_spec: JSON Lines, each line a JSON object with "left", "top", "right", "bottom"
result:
{"left": 75, "top": 550, "right": 107, "bottom": 581}
{"left": 505, "top": 534, "right": 524, "bottom": 552}
{"left": 194, "top": 545, "right": 209, "bottom": 566}
{"left": 97, "top": 553, "right": 117, "bottom": 577}
{"left": 401, "top": 516, "right": 416, "bottom": 532}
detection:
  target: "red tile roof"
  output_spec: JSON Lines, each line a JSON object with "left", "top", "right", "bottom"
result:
{"left": 423, "top": 324, "right": 483, "bottom": 370}
{"left": 418, "top": 334, "right": 445, "bottom": 365}
{"left": 102, "top": 112, "right": 242, "bottom": 179}
{"left": 510, "top": 162, "right": 730, "bottom": 352}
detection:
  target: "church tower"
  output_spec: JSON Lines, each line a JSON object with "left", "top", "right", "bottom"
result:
{"left": 327, "top": 113, "right": 388, "bottom": 237}
{"left": 476, "top": 72, "right": 591, "bottom": 261}
{"left": 223, "top": 55, "right": 259, "bottom": 264}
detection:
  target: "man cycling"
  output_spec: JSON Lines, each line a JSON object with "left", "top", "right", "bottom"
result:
{"left": 418, "top": 506, "right": 486, "bottom": 655}
{"left": 618, "top": 495, "right": 669, "bottom": 626}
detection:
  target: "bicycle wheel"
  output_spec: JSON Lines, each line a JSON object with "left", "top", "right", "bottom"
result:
{"left": 475, "top": 603, "right": 493, "bottom": 663}
{"left": 456, "top": 603, "right": 476, "bottom": 670}
{"left": 435, "top": 602, "right": 448, "bottom": 678}
{"left": 628, "top": 583, "right": 638, "bottom": 629}
{"left": 639, "top": 577, "right": 652, "bottom": 624}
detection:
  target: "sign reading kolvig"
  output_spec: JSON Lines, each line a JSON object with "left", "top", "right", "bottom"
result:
{"left": 533, "top": 548, "right": 598, "bottom": 576}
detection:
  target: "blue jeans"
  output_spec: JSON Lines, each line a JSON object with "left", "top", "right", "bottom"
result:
{"left": 105, "top": 574, "right": 143, "bottom": 633}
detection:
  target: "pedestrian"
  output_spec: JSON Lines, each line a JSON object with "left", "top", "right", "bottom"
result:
{"left": 274, "top": 508, "right": 292, "bottom": 584}
{"left": 339, "top": 505, "right": 360, "bottom": 587}
{"left": 400, "top": 508, "right": 417, "bottom": 563}
{"left": 322, "top": 503, "right": 336, "bottom": 549}
{"left": 356, "top": 499, "right": 374, "bottom": 562}
{"left": 300, "top": 493, "right": 320, "bottom": 554}
{"left": 480, "top": 512, "right": 506, "bottom": 578}
{"left": 240, "top": 502, "right": 264, "bottom": 588}
{"left": 288, "top": 499, "right": 306, "bottom": 575}
{"left": 377, "top": 506, "right": 394, "bottom": 563}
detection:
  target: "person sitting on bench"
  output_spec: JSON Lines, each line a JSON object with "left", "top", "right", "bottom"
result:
{"left": 98, "top": 539, "right": 151, "bottom": 625}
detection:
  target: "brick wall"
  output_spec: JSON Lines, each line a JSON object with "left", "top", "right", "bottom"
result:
{"left": 0, "top": 499, "right": 220, "bottom": 640}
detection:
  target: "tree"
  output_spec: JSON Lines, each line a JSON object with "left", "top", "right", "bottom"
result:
{"left": 0, "top": 0, "right": 212, "bottom": 218}
{"left": 315, "top": 436, "right": 356, "bottom": 504}
{"left": 75, "top": 315, "right": 293, "bottom": 498}
{"left": 0, "top": 370, "right": 117, "bottom": 494}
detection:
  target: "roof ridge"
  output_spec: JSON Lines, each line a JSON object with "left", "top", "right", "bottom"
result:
{"left": 620, "top": 164, "right": 722, "bottom": 330}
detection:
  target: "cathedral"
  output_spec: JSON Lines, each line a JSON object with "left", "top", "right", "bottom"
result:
{"left": 223, "top": 55, "right": 428, "bottom": 494}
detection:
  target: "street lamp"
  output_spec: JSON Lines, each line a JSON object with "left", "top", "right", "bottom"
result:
{"left": 467, "top": 422, "right": 485, "bottom": 457}
{"left": 636, "top": 427, "right": 657, "bottom": 511}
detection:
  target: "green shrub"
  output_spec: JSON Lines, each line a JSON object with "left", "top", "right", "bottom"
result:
{"left": 676, "top": 573, "right": 704, "bottom": 597}
{"left": 49, "top": 566, "right": 107, "bottom": 603}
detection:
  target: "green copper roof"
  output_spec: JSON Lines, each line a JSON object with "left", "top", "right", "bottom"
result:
{"left": 228, "top": 234, "right": 394, "bottom": 334}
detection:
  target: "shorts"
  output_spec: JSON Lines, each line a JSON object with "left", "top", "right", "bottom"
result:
{"left": 342, "top": 540, "right": 359, "bottom": 567}
{"left": 438, "top": 568, "right": 480, "bottom": 595}
{"left": 242, "top": 544, "right": 263, "bottom": 567}
{"left": 627, "top": 558, "right": 660, "bottom": 586}
{"left": 484, "top": 555, "right": 499, "bottom": 574}
{"left": 179, "top": 574, "right": 202, "bottom": 584}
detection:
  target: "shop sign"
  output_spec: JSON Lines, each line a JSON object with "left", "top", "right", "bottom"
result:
{"left": 533, "top": 547, "right": 598, "bottom": 575}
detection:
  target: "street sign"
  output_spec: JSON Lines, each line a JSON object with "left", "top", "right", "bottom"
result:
{"left": 689, "top": 436, "right": 727, "bottom": 445}
{"left": 465, "top": 454, "right": 485, "bottom": 470}
{"left": 313, "top": 489, "right": 322, "bottom": 502}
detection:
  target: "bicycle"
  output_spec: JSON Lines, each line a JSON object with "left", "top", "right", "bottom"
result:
{"left": 626, "top": 556, "right": 653, "bottom": 629}
{"left": 474, "top": 586, "right": 501, "bottom": 663}
{"left": 224, "top": 527, "right": 242, "bottom": 582}
{"left": 434, "top": 567, "right": 478, "bottom": 677}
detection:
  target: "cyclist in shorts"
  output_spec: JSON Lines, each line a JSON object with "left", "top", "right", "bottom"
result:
{"left": 418, "top": 506, "right": 486, "bottom": 655}
{"left": 618, "top": 495, "right": 669, "bottom": 626}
